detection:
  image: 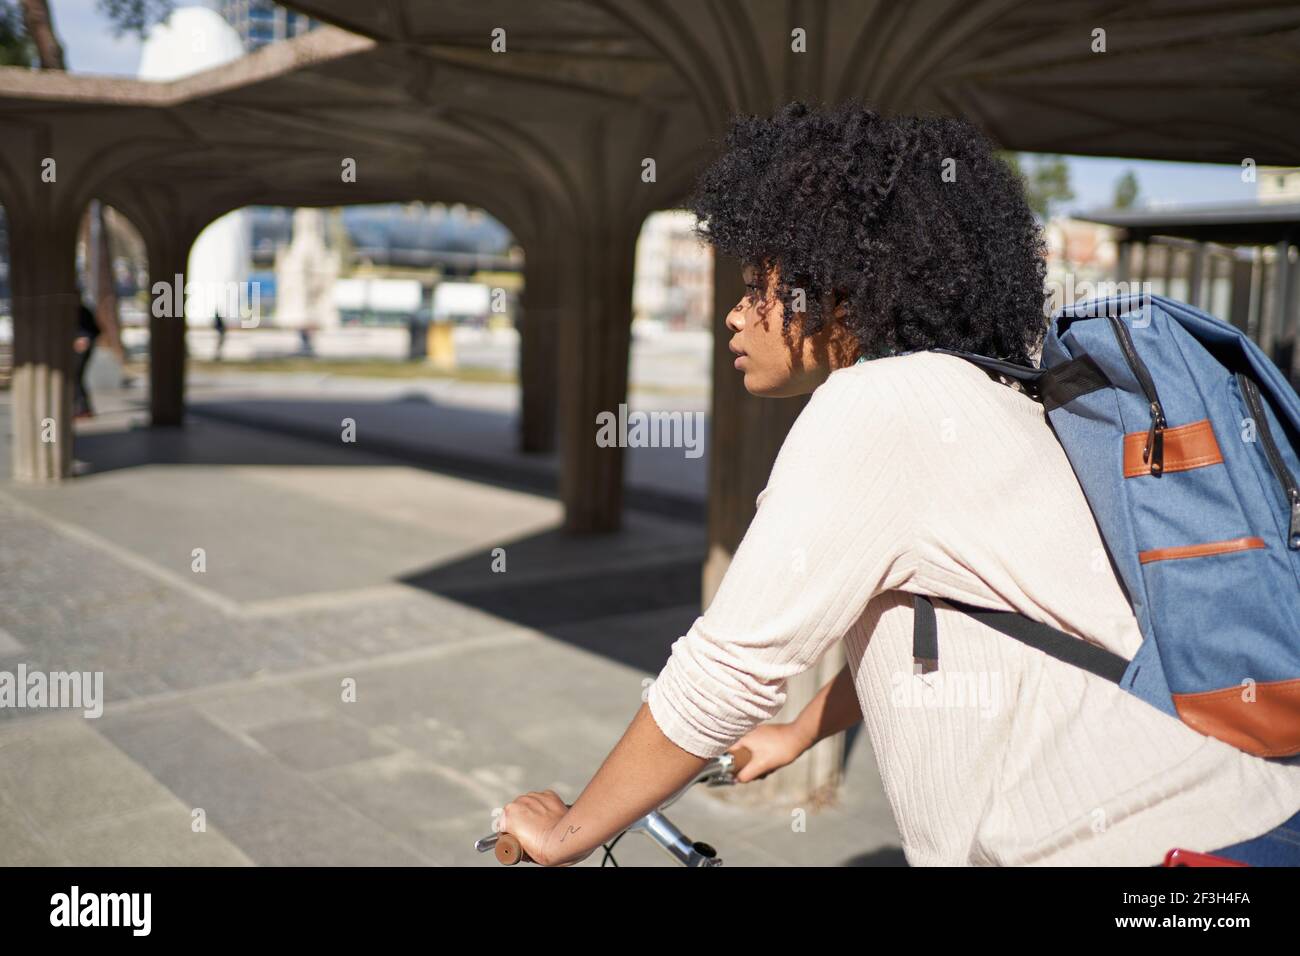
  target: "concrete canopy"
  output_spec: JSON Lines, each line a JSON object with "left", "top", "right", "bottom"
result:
{"left": 283, "top": 0, "right": 1300, "bottom": 164}
{"left": 4, "top": 0, "right": 1300, "bottom": 524}
{"left": 0, "top": 23, "right": 704, "bottom": 251}
{"left": 1078, "top": 201, "right": 1300, "bottom": 245}
{"left": 0, "top": 23, "right": 709, "bottom": 509}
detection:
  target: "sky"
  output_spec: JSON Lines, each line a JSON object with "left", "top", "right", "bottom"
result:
{"left": 46, "top": 0, "right": 1261, "bottom": 215}
{"left": 49, "top": 0, "right": 169, "bottom": 75}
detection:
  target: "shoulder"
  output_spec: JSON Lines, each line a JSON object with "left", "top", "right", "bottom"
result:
{"left": 828, "top": 349, "right": 991, "bottom": 389}
{"left": 768, "top": 352, "right": 968, "bottom": 484}
{"left": 803, "top": 350, "right": 988, "bottom": 423}
{"left": 819, "top": 350, "right": 1044, "bottom": 426}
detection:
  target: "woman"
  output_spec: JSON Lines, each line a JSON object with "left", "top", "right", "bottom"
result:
{"left": 73, "top": 301, "right": 100, "bottom": 419}
{"left": 499, "top": 102, "right": 1300, "bottom": 866}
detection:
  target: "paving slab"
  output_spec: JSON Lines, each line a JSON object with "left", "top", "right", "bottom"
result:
{"left": 0, "top": 381, "right": 903, "bottom": 866}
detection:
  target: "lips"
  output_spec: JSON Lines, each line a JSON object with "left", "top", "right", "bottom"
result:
{"left": 729, "top": 340, "right": 747, "bottom": 370}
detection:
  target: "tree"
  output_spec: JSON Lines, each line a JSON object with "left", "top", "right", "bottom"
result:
{"left": 96, "top": 0, "right": 173, "bottom": 38}
{"left": 1002, "top": 152, "right": 1075, "bottom": 221}
{"left": 17, "top": 0, "right": 173, "bottom": 72}
{"left": 18, "top": 0, "right": 62, "bottom": 68}
{"left": 0, "top": 1, "right": 33, "bottom": 66}
{"left": 1113, "top": 170, "right": 1140, "bottom": 209}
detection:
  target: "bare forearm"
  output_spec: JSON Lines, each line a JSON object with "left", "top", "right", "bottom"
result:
{"left": 542, "top": 701, "right": 709, "bottom": 865}
{"left": 790, "top": 664, "right": 861, "bottom": 749}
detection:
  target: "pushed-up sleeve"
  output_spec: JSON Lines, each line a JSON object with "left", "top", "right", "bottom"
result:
{"left": 646, "top": 366, "right": 920, "bottom": 758}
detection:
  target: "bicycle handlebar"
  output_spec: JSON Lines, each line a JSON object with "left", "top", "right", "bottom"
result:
{"left": 492, "top": 832, "right": 531, "bottom": 865}
{"left": 480, "top": 746, "right": 752, "bottom": 866}
{"left": 728, "top": 744, "right": 752, "bottom": 773}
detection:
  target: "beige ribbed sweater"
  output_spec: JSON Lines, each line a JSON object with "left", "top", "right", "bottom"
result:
{"left": 647, "top": 351, "right": 1300, "bottom": 866}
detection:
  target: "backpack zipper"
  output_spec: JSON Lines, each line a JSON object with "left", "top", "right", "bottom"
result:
{"left": 1106, "top": 314, "right": 1166, "bottom": 474}
{"left": 1237, "top": 372, "right": 1300, "bottom": 550}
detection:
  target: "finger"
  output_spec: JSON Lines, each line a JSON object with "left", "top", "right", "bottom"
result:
{"left": 499, "top": 796, "right": 533, "bottom": 829}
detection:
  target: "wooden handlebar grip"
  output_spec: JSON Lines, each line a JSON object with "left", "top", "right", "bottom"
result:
{"left": 494, "top": 833, "right": 533, "bottom": 865}
{"left": 729, "top": 745, "right": 752, "bottom": 773}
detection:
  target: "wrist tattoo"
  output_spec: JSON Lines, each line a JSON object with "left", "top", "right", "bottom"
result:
{"left": 559, "top": 825, "right": 582, "bottom": 842}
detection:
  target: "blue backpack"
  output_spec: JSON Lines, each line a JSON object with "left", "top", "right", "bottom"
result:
{"left": 913, "top": 292, "right": 1300, "bottom": 759}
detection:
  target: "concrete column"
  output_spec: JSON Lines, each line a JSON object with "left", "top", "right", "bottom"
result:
{"left": 1204, "top": 253, "right": 1221, "bottom": 315}
{"left": 518, "top": 244, "right": 559, "bottom": 454}
{"left": 704, "top": 255, "right": 844, "bottom": 803}
{"left": 145, "top": 229, "right": 197, "bottom": 427}
{"left": 556, "top": 220, "right": 638, "bottom": 533}
{"left": 1229, "top": 248, "right": 1256, "bottom": 333}
{"left": 1268, "top": 240, "right": 1293, "bottom": 367}
{"left": 1286, "top": 243, "right": 1300, "bottom": 384}
{"left": 8, "top": 209, "right": 79, "bottom": 482}
{"left": 703, "top": 257, "right": 810, "bottom": 600}
{"left": 1133, "top": 240, "right": 1148, "bottom": 290}
{"left": 1160, "top": 240, "right": 1176, "bottom": 297}
{"left": 1114, "top": 236, "right": 1133, "bottom": 287}
{"left": 1187, "top": 242, "right": 1207, "bottom": 309}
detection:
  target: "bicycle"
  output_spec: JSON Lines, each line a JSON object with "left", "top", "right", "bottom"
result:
{"left": 475, "top": 746, "right": 753, "bottom": 866}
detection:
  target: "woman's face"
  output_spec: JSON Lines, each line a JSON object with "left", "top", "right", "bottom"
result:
{"left": 726, "top": 263, "right": 861, "bottom": 397}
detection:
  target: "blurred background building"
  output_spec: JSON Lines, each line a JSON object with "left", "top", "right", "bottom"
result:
{"left": 219, "top": 0, "right": 314, "bottom": 51}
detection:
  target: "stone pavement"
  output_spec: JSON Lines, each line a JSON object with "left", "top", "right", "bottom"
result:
{"left": 184, "top": 364, "right": 711, "bottom": 520}
{"left": 0, "top": 377, "right": 903, "bottom": 866}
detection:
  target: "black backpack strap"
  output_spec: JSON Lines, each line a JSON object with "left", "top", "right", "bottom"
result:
{"left": 928, "top": 347, "right": 1045, "bottom": 391}
{"left": 1036, "top": 354, "right": 1112, "bottom": 412}
{"left": 913, "top": 594, "right": 939, "bottom": 675}
{"left": 911, "top": 594, "right": 1129, "bottom": 684}
{"left": 928, "top": 347, "right": 1112, "bottom": 411}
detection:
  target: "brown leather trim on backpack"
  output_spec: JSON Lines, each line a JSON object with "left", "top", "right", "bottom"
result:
{"left": 1138, "top": 536, "right": 1266, "bottom": 564}
{"left": 1173, "top": 679, "right": 1300, "bottom": 757}
{"left": 1123, "top": 418, "right": 1223, "bottom": 478}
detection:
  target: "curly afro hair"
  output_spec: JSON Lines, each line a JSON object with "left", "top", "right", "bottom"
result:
{"left": 688, "top": 101, "right": 1049, "bottom": 365}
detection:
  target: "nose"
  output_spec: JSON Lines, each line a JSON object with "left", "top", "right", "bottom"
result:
{"left": 725, "top": 299, "right": 745, "bottom": 334}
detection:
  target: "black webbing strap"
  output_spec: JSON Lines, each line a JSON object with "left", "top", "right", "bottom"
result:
{"left": 911, "top": 594, "right": 1129, "bottom": 684}
{"left": 928, "top": 347, "right": 1044, "bottom": 392}
{"left": 913, "top": 593, "right": 939, "bottom": 675}
{"left": 1038, "top": 354, "right": 1110, "bottom": 412}
{"left": 927, "top": 348, "right": 1111, "bottom": 411}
